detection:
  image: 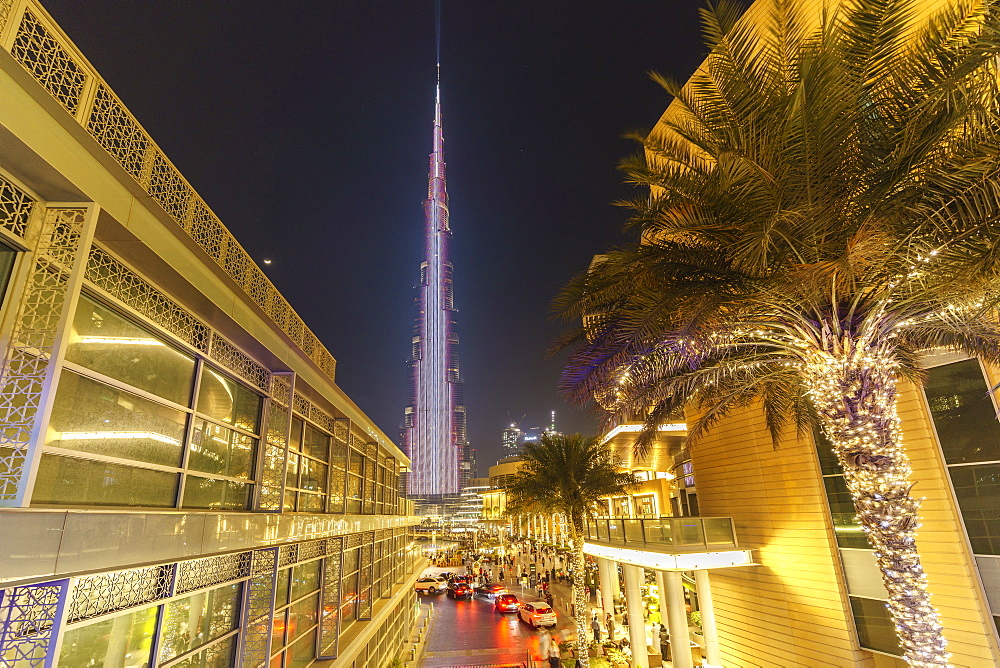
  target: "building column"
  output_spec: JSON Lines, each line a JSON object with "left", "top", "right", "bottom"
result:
{"left": 597, "top": 558, "right": 615, "bottom": 614}
{"left": 621, "top": 565, "right": 649, "bottom": 668}
{"left": 662, "top": 570, "right": 692, "bottom": 668}
{"left": 695, "top": 569, "right": 721, "bottom": 667}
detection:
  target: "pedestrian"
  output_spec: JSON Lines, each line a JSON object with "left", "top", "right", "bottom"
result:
{"left": 605, "top": 612, "right": 615, "bottom": 640}
{"left": 659, "top": 624, "right": 670, "bottom": 661}
{"left": 499, "top": 569, "right": 505, "bottom": 582}
{"left": 591, "top": 615, "right": 602, "bottom": 642}
{"left": 546, "top": 633, "right": 561, "bottom": 668}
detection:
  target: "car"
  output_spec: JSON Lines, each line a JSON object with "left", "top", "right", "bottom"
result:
{"left": 447, "top": 582, "right": 473, "bottom": 599}
{"left": 414, "top": 577, "right": 447, "bottom": 594}
{"left": 473, "top": 582, "right": 507, "bottom": 598}
{"left": 518, "top": 601, "right": 557, "bottom": 628}
{"left": 494, "top": 593, "right": 520, "bottom": 613}
{"left": 448, "top": 574, "right": 472, "bottom": 585}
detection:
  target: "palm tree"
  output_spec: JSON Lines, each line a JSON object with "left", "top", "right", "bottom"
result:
{"left": 505, "top": 433, "right": 637, "bottom": 667}
{"left": 555, "top": 1, "right": 1000, "bottom": 665}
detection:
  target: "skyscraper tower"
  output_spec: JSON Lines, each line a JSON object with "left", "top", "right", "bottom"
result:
{"left": 402, "top": 68, "right": 468, "bottom": 499}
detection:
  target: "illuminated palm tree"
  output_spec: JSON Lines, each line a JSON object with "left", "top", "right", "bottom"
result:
{"left": 505, "top": 433, "right": 636, "bottom": 667}
{"left": 555, "top": 1, "right": 1000, "bottom": 665}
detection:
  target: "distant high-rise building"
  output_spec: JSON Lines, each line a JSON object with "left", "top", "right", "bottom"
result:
{"left": 402, "top": 69, "right": 468, "bottom": 499}
{"left": 502, "top": 423, "right": 522, "bottom": 456}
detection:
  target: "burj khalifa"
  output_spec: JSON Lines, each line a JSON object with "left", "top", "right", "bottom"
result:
{"left": 402, "top": 69, "right": 468, "bottom": 500}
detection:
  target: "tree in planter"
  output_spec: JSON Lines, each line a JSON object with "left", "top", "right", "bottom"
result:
{"left": 505, "top": 434, "right": 637, "bottom": 668}
{"left": 555, "top": 1, "right": 1000, "bottom": 665}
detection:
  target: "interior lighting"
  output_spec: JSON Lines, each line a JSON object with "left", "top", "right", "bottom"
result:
{"left": 78, "top": 336, "right": 164, "bottom": 346}
{"left": 57, "top": 431, "right": 181, "bottom": 446}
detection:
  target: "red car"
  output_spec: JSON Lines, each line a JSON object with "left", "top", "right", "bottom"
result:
{"left": 494, "top": 593, "right": 520, "bottom": 613}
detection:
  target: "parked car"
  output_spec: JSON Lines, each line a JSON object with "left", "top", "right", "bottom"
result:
{"left": 414, "top": 577, "right": 447, "bottom": 594}
{"left": 494, "top": 593, "right": 520, "bottom": 613}
{"left": 447, "top": 582, "right": 473, "bottom": 599}
{"left": 473, "top": 582, "right": 507, "bottom": 598}
{"left": 518, "top": 601, "right": 557, "bottom": 628}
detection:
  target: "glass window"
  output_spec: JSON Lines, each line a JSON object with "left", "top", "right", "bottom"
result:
{"left": 188, "top": 419, "right": 255, "bottom": 479}
{"left": 289, "top": 418, "right": 303, "bottom": 451}
{"left": 291, "top": 560, "right": 322, "bottom": 601}
{"left": 197, "top": 368, "right": 261, "bottom": 433}
{"left": 168, "top": 636, "right": 235, "bottom": 668}
{"left": 67, "top": 295, "right": 195, "bottom": 405}
{"left": 299, "top": 458, "right": 327, "bottom": 492}
{"left": 59, "top": 604, "right": 157, "bottom": 666}
{"left": 286, "top": 453, "right": 300, "bottom": 489}
{"left": 47, "top": 370, "right": 186, "bottom": 467}
{"left": 349, "top": 450, "right": 363, "bottom": 476}
{"left": 0, "top": 240, "right": 17, "bottom": 301}
{"left": 823, "top": 476, "right": 869, "bottom": 549}
{"left": 303, "top": 425, "right": 329, "bottom": 462}
{"left": 926, "top": 360, "right": 1000, "bottom": 464}
{"left": 159, "top": 583, "right": 240, "bottom": 661}
{"left": 289, "top": 592, "right": 319, "bottom": 640}
{"left": 299, "top": 492, "right": 324, "bottom": 513}
{"left": 331, "top": 440, "right": 347, "bottom": 470}
{"left": 849, "top": 596, "right": 902, "bottom": 656}
{"left": 275, "top": 567, "right": 291, "bottom": 607}
{"left": 32, "top": 454, "right": 177, "bottom": 507}
{"left": 813, "top": 428, "right": 840, "bottom": 475}
{"left": 949, "top": 464, "right": 1000, "bottom": 555}
{"left": 287, "top": 629, "right": 316, "bottom": 668}
{"left": 272, "top": 608, "right": 288, "bottom": 649}
{"left": 182, "top": 474, "right": 249, "bottom": 510}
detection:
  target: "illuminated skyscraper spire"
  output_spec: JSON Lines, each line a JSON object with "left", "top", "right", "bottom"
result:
{"left": 402, "top": 65, "right": 467, "bottom": 497}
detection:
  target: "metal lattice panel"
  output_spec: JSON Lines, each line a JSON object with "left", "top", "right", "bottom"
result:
{"left": 292, "top": 391, "right": 310, "bottom": 418}
{"left": 278, "top": 543, "right": 298, "bottom": 568}
{"left": 334, "top": 419, "right": 349, "bottom": 444}
{"left": 0, "top": 0, "right": 13, "bottom": 35}
{"left": 345, "top": 532, "right": 364, "bottom": 550}
{"left": 148, "top": 152, "right": 191, "bottom": 222}
{"left": 358, "top": 541, "right": 373, "bottom": 620}
{"left": 270, "top": 374, "right": 291, "bottom": 407}
{"left": 208, "top": 335, "right": 269, "bottom": 391}
{"left": 10, "top": 11, "right": 87, "bottom": 114}
{"left": 175, "top": 552, "right": 252, "bottom": 594}
{"left": 0, "top": 580, "right": 68, "bottom": 666}
{"left": 318, "top": 537, "right": 343, "bottom": 658}
{"left": 310, "top": 407, "right": 336, "bottom": 435}
{"left": 0, "top": 208, "right": 87, "bottom": 502}
{"left": 85, "top": 246, "right": 210, "bottom": 352}
{"left": 68, "top": 564, "right": 172, "bottom": 622}
{"left": 85, "top": 85, "right": 151, "bottom": 181}
{"left": 298, "top": 540, "right": 325, "bottom": 562}
{"left": 240, "top": 548, "right": 277, "bottom": 668}
{"left": 187, "top": 198, "right": 224, "bottom": 259}
{"left": 0, "top": 175, "right": 34, "bottom": 240}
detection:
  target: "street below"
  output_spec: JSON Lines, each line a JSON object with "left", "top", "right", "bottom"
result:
{"left": 419, "top": 565, "right": 581, "bottom": 668}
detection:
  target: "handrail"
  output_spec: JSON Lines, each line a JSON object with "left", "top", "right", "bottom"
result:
{"left": 584, "top": 516, "right": 738, "bottom": 552}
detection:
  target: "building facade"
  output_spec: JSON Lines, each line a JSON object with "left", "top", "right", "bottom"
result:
{"left": 401, "top": 76, "right": 469, "bottom": 500}
{"left": 0, "top": 2, "right": 422, "bottom": 666}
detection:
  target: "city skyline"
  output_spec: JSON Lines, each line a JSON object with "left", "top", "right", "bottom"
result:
{"left": 38, "top": 0, "right": 711, "bottom": 466}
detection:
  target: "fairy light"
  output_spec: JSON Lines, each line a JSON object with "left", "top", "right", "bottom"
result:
{"left": 803, "top": 343, "right": 949, "bottom": 667}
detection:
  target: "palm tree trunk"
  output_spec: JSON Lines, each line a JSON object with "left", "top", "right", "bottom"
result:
{"left": 805, "top": 349, "right": 948, "bottom": 666}
{"left": 569, "top": 514, "right": 591, "bottom": 668}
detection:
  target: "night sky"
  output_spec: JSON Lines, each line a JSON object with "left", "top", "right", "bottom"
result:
{"left": 42, "top": 1, "right": 715, "bottom": 470}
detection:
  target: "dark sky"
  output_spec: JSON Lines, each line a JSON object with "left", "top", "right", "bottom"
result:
{"left": 43, "top": 1, "right": 713, "bottom": 470}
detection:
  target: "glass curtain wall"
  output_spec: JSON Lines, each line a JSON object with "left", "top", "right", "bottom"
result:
{"left": 923, "top": 359, "right": 1000, "bottom": 634}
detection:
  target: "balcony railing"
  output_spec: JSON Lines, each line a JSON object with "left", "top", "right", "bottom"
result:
{"left": 585, "top": 516, "right": 737, "bottom": 552}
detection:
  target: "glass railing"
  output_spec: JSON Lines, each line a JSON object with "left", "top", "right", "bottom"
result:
{"left": 585, "top": 516, "right": 737, "bottom": 551}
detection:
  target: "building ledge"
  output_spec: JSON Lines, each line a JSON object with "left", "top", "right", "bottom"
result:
{"left": 0, "top": 509, "right": 420, "bottom": 585}
{"left": 583, "top": 540, "right": 755, "bottom": 571}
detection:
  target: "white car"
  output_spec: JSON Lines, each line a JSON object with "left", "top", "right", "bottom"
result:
{"left": 414, "top": 577, "right": 447, "bottom": 594}
{"left": 518, "top": 601, "right": 557, "bottom": 628}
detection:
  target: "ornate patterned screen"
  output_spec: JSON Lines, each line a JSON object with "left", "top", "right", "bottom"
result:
{"left": 0, "top": 175, "right": 34, "bottom": 241}
{"left": 239, "top": 548, "right": 278, "bottom": 668}
{"left": 318, "top": 536, "right": 343, "bottom": 659}
{"left": 10, "top": 11, "right": 87, "bottom": 114}
{"left": 0, "top": 579, "right": 69, "bottom": 667}
{"left": 67, "top": 565, "right": 172, "bottom": 622}
{"left": 0, "top": 206, "right": 93, "bottom": 505}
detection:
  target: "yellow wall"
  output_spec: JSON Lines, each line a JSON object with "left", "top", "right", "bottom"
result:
{"left": 689, "top": 378, "right": 1000, "bottom": 666}
{"left": 690, "top": 402, "right": 875, "bottom": 667}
